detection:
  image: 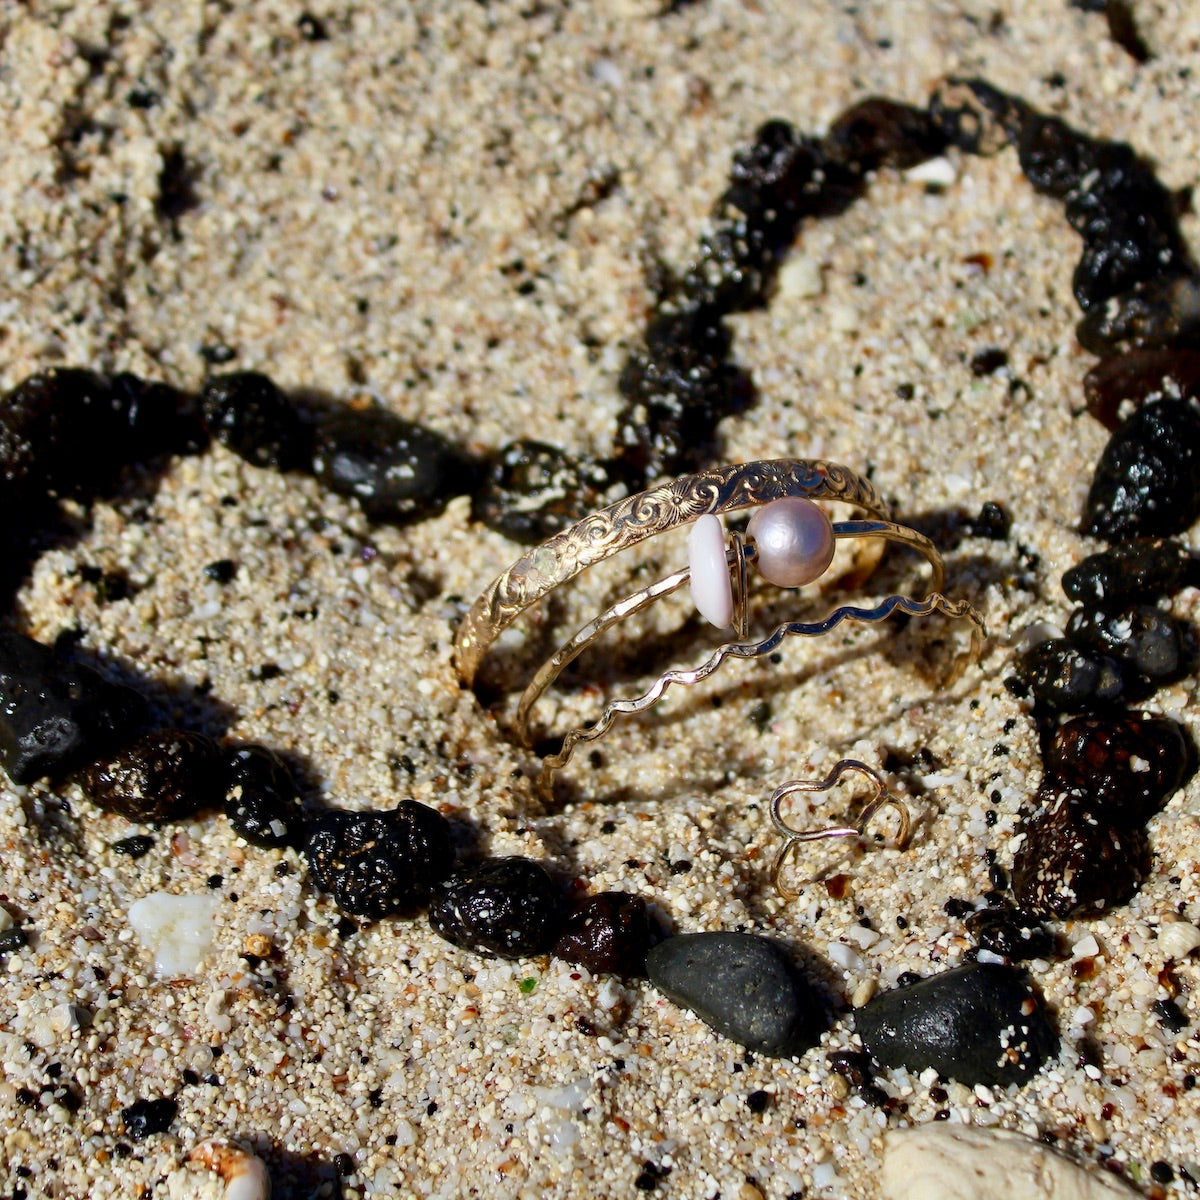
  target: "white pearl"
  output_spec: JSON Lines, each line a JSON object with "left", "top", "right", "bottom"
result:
{"left": 746, "top": 497, "right": 835, "bottom": 588}
{"left": 688, "top": 513, "right": 734, "bottom": 628}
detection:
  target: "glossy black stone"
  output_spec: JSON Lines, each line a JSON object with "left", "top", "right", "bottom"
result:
{"left": 0, "top": 368, "right": 201, "bottom": 504}
{"left": 428, "top": 856, "right": 564, "bottom": 959}
{"left": 1043, "top": 713, "right": 1191, "bottom": 823}
{"left": 927, "top": 77, "right": 1028, "bottom": 156}
{"left": 553, "top": 891, "right": 653, "bottom": 977}
{"left": 471, "top": 440, "right": 611, "bottom": 544}
{"left": 304, "top": 801, "right": 455, "bottom": 920}
{"left": 1015, "top": 637, "right": 1131, "bottom": 713}
{"left": 1062, "top": 538, "right": 1200, "bottom": 605}
{"left": 854, "top": 963, "right": 1058, "bottom": 1086}
{"left": 224, "top": 743, "right": 306, "bottom": 848}
{"left": 0, "top": 632, "right": 148, "bottom": 784}
{"left": 1065, "top": 603, "right": 1194, "bottom": 687}
{"left": 201, "top": 371, "right": 313, "bottom": 471}
{"left": 964, "top": 908, "right": 1056, "bottom": 961}
{"left": 121, "top": 1097, "right": 177, "bottom": 1140}
{"left": 81, "top": 729, "right": 224, "bottom": 822}
{"left": 646, "top": 931, "right": 827, "bottom": 1059}
{"left": 111, "top": 834, "right": 155, "bottom": 859}
{"left": 1083, "top": 399, "right": 1200, "bottom": 541}
{"left": 1011, "top": 784, "right": 1150, "bottom": 917}
{"left": 312, "top": 405, "right": 478, "bottom": 524}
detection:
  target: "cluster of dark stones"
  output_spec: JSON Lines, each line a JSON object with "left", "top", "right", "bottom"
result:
{"left": 2, "top": 77, "right": 1199, "bottom": 1098}
{"left": 908, "top": 79, "right": 1200, "bottom": 924}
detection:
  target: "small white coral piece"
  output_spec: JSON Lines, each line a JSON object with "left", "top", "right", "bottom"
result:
{"left": 128, "top": 892, "right": 218, "bottom": 978}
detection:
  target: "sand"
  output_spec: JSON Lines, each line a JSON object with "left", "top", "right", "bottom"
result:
{"left": 1, "top": 2, "right": 1199, "bottom": 1197}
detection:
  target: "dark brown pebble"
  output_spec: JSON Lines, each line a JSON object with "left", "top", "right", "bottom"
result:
{"left": 1043, "top": 713, "right": 1191, "bottom": 823}
{"left": 81, "top": 729, "right": 224, "bottom": 822}
{"left": 121, "top": 1096, "right": 177, "bottom": 1140}
{"left": 1062, "top": 538, "right": 1200, "bottom": 605}
{"left": 552, "top": 891, "right": 653, "bottom": 977}
{"left": 1077, "top": 272, "right": 1200, "bottom": 357}
{"left": 0, "top": 369, "right": 201, "bottom": 504}
{"left": 1011, "top": 784, "right": 1150, "bottom": 917}
{"left": 1083, "top": 348, "right": 1200, "bottom": 431}
{"left": 1082, "top": 399, "right": 1200, "bottom": 541}
{"left": 823, "top": 97, "right": 946, "bottom": 171}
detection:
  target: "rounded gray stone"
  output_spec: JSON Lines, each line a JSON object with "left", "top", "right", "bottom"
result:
{"left": 646, "top": 930, "right": 828, "bottom": 1058}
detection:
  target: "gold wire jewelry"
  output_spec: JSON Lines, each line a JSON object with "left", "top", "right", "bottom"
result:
{"left": 454, "top": 459, "right": 985, "bottom": 795}
{"left": 770, "top": 760, "right": 912, "bottom": 901}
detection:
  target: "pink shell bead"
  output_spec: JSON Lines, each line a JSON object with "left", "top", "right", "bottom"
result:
{"left": 746, "top": 497, "right": 835, "bottom": 588}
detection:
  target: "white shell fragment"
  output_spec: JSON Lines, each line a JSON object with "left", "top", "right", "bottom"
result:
{"left": 905, "top": 155, "right": 958, "bottom": 186}
{"left": 128, "top": 892, "right": 219, "bottom": 978}
{"left": 880, "top": 1125, "right": 1137, "bottom": 1199}
{"left": 1158, "top": 920, "right": 1200, "bottom": 960}
{"left": 688, "top": 513, "right": 734, "bottom": 629}
{"left": 168, "top": 1141, "right": 271, "bottom": 1200}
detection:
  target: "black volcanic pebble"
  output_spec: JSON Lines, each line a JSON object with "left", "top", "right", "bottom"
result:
{"left": 0, "top": 632, "right": 148, "bottom": 784}
{"left": 552, "top": 891, "right": 653, "bottom": 977}
{"left": 304, "top": 801, "right": 454, "bottom": 920}
{"left": 1082, "top": 349, "right": 1200, "bottom": 432}
{"left": 0, "top": 368, "right": 193, "bottom": 503}
{"left": 1065, "top": 603, "right": 1194, "bottom": 686}
{"left": 927, "top": 77, "right": 1029, "bottom": 156}
{"left": 1062, "top": 538, "right": 1200, "bottom": 605}
{"left": 111, "top": 834, "right": 155, "bottom": 859}
{"left": 81, "top": 729, "right": 223, "bottom": 822}
{"left": 1083, "top": 399, "right": 1200, "bottom": 541}
{"left": 110, "top": 372, "right": 207, "bottom": 459}
{"left": 1011, "top": 784, "right": 1151, "bottom": 917}
{"left": 428, "top": 856, "right": 565, "bottom": 958}
{"left": 121, "top": 1096, "right": 177, "bottom": 1140}
{"left": 823, "top": 97, "right": 946, "bottom": 172}
{"left": 311, "top": 405, "right": 478, "bottom": 524}
{"left": 201, "top": 371, "right": 313, "bottom": 471}
{"left": 615, "top": 307, "right": 751, "bottom": 482}
{"left": 1017, "top": 113, "right": 1187, "bottom": 311}
{"left": 1077, "top": 272, "right": 1200, "bottom": 357}
{"left": 471, "top": 440, "right": 611, "bottom": 544}
{"left": 1015, "top": 638, "right": 1130, "bottom": 713}
{"left": 1043, "top": 713, "right": 1191, "bottom": 822}
{"left": 646, "top": 931, "right": 827, "bottom": 1058}
{"left": 682, "top": 121, "right": 861, "bottom": 315}
{"left": 224, "top": 743, "right": 306, "bottom": 848}
{"left": 854, "top": 963, "right": 1058, "bottom": 1087}
{"left": 964, "top": 908, "right": 1056, "bottom": 961}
